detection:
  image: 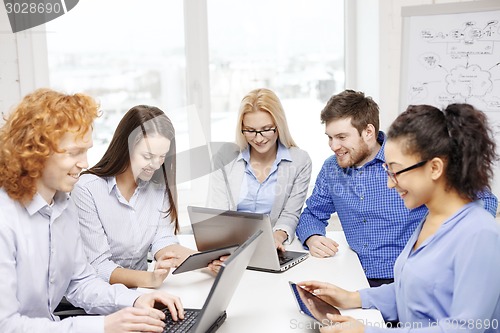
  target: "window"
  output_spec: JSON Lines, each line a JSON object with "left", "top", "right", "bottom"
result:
{"left": 208, "top": 0, "right": 343, "bottom": 176}
{"left": 46, "top": 0, "right": 187, "bottom": 164}
{"left": 45, "top": 0, "right": 345, "bottom": 227}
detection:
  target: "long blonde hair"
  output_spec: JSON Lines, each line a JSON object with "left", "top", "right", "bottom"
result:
{"left": 235, "top": 88, "right": 297, "bottom": 150}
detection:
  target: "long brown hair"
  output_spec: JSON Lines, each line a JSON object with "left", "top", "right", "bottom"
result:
{"left": 84, "top": 105, "right": 179, "bottom": 231}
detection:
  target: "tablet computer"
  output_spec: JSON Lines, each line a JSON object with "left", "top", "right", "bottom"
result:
{"left": 172, "top": 245, "right": 239, "bottom": 275}
{"left": 289, "top": 281, "right": 340, "bottom": 325}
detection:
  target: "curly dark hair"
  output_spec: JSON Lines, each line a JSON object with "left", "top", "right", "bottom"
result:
{"left": 387, "top": 103, "right": 497, "bottom": 200}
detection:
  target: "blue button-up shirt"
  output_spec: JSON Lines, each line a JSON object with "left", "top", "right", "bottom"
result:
{"left": 296, "top": 132, "right": 498, "bottom": 279}
{"left": 237, "top": 142, "right": 291, "bottom": 214}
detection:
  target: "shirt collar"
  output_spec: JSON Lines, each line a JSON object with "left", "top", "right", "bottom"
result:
{"left": 239, "top": 141, "right": 292, "bottom": 163}
{"left": 373, "top": 131, "right": 387, "bottom": 164}
{"left": 106, "top": 175, "right": 148, "bottom": 195}
{"left": 276, "top": 141, "right": 292, "bottom": 163}
{"left": 25, "top": 191, "right": 70, "bottom": 216}
{"left": 106, "top": 176, "right": 118, "bottom": 194}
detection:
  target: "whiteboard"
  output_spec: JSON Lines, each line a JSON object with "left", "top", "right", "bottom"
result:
{"left": 400, "top": 0, "right": 500, "bottom": 204}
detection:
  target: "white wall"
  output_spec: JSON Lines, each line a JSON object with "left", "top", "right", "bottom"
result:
{"left": 0, "top": 4, "right": 49, "bottom": 123}
{"left": 345, "top": 0, "right": 380, "bottom": 101}
{"left": 0, "top": 5, "right": 21, "bottom": 121}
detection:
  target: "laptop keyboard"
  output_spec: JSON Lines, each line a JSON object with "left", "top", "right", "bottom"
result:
{"left": 162, "top": 308, "right": 200, "bottom": 333}
{"left": 278, "top": 251, "right": 294, "bottom": 265}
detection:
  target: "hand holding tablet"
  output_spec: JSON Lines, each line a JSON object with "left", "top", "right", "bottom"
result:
{"left": 172, "top": 245, "right": 239, "bottom": 274}
{"left": 289, "top": 281, "right": 340, "bottom": 325}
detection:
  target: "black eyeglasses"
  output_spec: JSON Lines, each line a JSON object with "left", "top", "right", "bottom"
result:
{"left": 382, "top": 160, "right": 427, "bottom": 184}
{"left": 241, "top": 127, "right": 277, "bottom": 139}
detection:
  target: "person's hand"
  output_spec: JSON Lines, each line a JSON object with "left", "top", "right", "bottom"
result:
{"left": 320, "top": 313, "right": 365, "bottom": 333}
{"left": 133, "top": 290, "right": 184, "bottom": 321}
{"left": 104, "top": 307, "right": 166, "bottom": 333}
{"left": 150, "top": 251, "right": 180, "bottom": 288}
{"left": 157, "top": 244, "right": 197, "bottom": 265}
{"left": 298, "top": 280, "right": 361, "bottom": 309}
{"left": 207, "top": 255, "right": 230, "bottom": 274}
{"left": 273, "top": 230, "right": 287, "bottom": 252}
{"left": 306, "top": 235, "right": 339, "bottom": 258}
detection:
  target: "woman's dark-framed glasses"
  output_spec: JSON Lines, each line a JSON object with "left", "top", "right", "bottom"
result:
{"left": 241, "top": 127, "right": 277, "bottom": 139}
{"left": 382, "top": 160, "right": 427, "bottom": 184}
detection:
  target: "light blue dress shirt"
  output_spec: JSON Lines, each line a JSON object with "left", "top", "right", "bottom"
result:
{"left": 72, "top": 174, "right": 179, "bottom": 282}
{"left": 360, "top": 202, "right": 500, "bottom": 333}
{"left": 237, "top": 142, "right": 292, "bottom": 214}
{"left": 0, "top": 189, "right": 140, "bottom": 333}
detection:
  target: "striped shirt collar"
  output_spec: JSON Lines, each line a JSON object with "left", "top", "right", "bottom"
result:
{"left": 106, "top": 176, "right": 148, "bottom": 194}
{"left": 25, "top": 191, "right": 70, "bottom": 217}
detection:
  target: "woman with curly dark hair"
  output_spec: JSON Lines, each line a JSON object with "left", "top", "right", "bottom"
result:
{"left": 300, "top": 103, "right": 499, "bottom": 333}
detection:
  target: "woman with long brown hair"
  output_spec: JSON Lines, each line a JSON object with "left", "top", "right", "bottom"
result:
{"left": 73, "top": 105, "right": 195, "bottom": 288}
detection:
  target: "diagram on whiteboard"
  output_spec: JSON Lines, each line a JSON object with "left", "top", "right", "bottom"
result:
{"left": 401, "top": 4, "right": 500, "bottom": 199}
{"left": 405, "top": 11, "right": 500, "bottom": 113}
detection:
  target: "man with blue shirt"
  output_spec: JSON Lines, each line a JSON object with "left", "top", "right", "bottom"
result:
{"left": 295, "top": 89, "right": 498, "bottom": 287}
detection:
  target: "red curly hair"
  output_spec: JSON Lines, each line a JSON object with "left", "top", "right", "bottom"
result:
{"left": 0, "top": 88, "right": 99, "bottom": 203}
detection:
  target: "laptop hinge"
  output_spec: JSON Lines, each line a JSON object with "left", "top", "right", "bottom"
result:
{"left": 204, "top": 311, "right": 227, "bottom": 333}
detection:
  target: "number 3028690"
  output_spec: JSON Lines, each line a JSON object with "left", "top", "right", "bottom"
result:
{"left": 5, "top": 2, "right": 62, "bottom": 14}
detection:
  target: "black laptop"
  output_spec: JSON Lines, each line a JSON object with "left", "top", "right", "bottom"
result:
{"left": 161, "top": 230, "right": 263, "bottom": 333}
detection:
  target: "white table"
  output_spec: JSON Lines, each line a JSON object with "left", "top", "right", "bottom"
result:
{"left": 142, "top": 231, "right": 384, "bottom": 332}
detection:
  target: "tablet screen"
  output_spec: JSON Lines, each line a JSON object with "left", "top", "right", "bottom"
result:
{"left": 289, "top": 281, "right": 340, "bottom": 323}
{"left": 172, "top": 245, "right": 239, "bottom": 274}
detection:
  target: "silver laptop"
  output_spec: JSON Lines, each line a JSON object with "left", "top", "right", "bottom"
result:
{"left": 188, "top": 206, "right": 308, "bottom": 273}
{"left": 162, "top": 230, "right": 263, "bottom": 333}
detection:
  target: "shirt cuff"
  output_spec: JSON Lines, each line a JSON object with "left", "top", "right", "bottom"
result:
{"left": 296, "top": 223, "right": 327, "bottom": 248}
{"left": 359, "top": 287, "right": 374, "bottom": 309}
{"left": 115, "top": 287, "right": 143, "bottom": 308}
{"left": 273, "top": 226, "right": 294, "bottom": 244}
{"left": 96, "top": 260, "right": 121, "bottom": 283}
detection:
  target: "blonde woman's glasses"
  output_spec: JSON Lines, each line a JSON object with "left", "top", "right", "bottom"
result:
{"left": 241, "top": 127, "right": 277, "bottom": 139}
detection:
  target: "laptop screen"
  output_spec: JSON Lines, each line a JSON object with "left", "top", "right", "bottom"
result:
{"left": 188, "top": 206, "right": 308, "bottom": 272}
{"left": 193, "top": 230, "right": 263, "bottom": 333}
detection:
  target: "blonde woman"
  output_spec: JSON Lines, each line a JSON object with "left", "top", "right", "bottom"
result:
{"left": 209, "top": 88, "right": 312, "bottom": 250}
